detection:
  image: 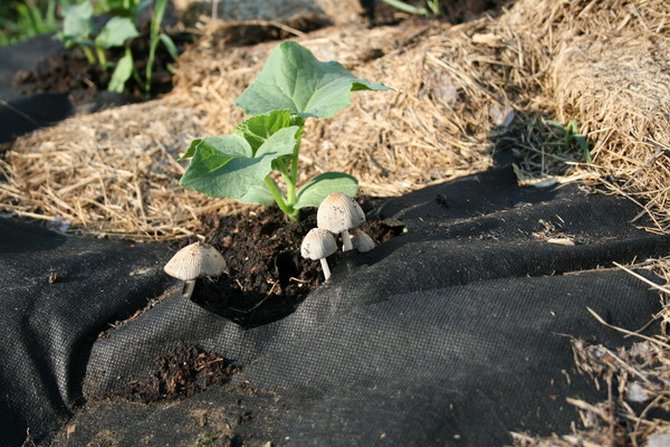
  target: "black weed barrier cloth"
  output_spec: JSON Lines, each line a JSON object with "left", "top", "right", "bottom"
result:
{"left": 2, "top": 166, "right": 670, "bottom": 446}
{"left": 0, "top": 36, "right": 72, "bottom": 145}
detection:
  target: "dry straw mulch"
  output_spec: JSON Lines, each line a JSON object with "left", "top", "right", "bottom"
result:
{"left": 512, "top": 0, "right": 670, "bottom": 234}
{"left": 1, "top": 0, "right": 668, "bottom": 239}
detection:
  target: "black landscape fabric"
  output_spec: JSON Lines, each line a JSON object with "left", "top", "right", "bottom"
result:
{"left": 2, "top": 166, "right": 670, "bottom": 446}
{"left": 0, "top": 35, "right": 73, "bottom": 144}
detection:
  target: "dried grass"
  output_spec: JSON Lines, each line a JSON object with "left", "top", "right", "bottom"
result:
{"left": 509, "top": 0, "right": 670, "bottom": 233}
{"left": 0, "top": 101, "right": 243, "bottom": 239}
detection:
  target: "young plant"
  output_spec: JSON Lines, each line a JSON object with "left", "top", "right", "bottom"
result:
{"left": 145, "top": 0, "right": 178, "bottom": 94}
{"left": 545, "top": 119, "right": 592, "bottom": 164}
{"left": 0, "top": 0, "right": 58, "bottom": 47}
{"left": 381, "top": 0, "right": 442, "bottom": 17}
{"left": 179, "top": 41, "right": 391, "bottom": 221}
{"left": 57, "top": 0, "right": 177, "bottom": 95}
{"left": 58, "top": 0, "right": 140, "bottom": 91}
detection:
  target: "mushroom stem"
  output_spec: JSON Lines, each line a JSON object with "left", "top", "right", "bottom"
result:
{"left": 182, "top": 280, "right": 196, "bottom": 299}
{"left": 341, "top": 229, "right": 353, "bottom": 252}
{"left": 319, "top": 258, "right": 332, "bottom": 281}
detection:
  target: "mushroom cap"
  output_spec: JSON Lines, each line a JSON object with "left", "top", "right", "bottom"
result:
{"left": 164, "top": 242, "right": 227, "bottom": 280}
{"left": 301, "top": 228, "right": 337, "bottom": 260}
{"left": 351, "top": 229, "right": 376, "bottom": 253}
{"left": 316, "top": 193, "right": 365, "bottom": 234}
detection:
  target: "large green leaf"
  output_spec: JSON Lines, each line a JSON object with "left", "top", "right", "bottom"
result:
{"left": 95, "top": 17, "right": 139, "bottom": 49}
{"left": 235, "top": 41, "right": 391, "bottom": 119}
{"left": 107, "top": 50, "right": 133, "bottom": 93}
{"left": 295, "top": 172, "right": 358, "bottom": 209}
{"left": 62, "top": 0, "right": 93, "bottom": 38}
{"left": 238, "top": 184, "right": 275, "bottom": 206}
{"left": 180, "top": 127, "right": 299, "bottom": 203}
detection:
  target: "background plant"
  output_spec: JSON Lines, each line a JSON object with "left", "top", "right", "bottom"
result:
{"left": 179, "top": 42, "right": 391, "bottom": 222}
{"left": 0, "top": 0, "right": 59, "bottom": 46}
{"left": 381, "top": 0, "right": 442, "bottom": 16}
{"left": 545, "top": 119, "right": 592, "bottom": 164}
{"left": 57, "top": 0, "right": 177, "bottom": 94}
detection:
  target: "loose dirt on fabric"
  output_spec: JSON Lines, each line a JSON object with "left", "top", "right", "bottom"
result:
{"left": 191, "top": 200, "right": 404, "bottom": 328}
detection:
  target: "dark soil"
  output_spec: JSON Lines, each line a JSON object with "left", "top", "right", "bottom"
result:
{"left": 190, "top": 199, "right": 405, "bottom": 328}
{"left": 120, "top": 343, "right": 239, "bottom": 403}
{"left": 12, "top": 31, "right": 191, "bottom": 109}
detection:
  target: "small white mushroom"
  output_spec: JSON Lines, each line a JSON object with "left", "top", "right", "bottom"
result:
{"left": 350, "top": 229, "right": 376, "bottom": 253}
{"left": 317, "top": 193, "right": 365, "bottom": 252}
{"left": 164, "top": 242, "right": 227, "bottom": 299}
{"left": 301, "top": 228, "right": 337, "bottom": 281}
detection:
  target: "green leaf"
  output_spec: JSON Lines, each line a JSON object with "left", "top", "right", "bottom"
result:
{"left": 181, "top": 139, "right": 202, "bottom": 160}
{"left": 107, "top": 50, "right": 133, "bottom": 93}
{"left": 234, "top": 110, "right": 296, "bottom": 153}
{"left": 62, "top": 0, "right": 93, "bottom": 38}
{"left": 95, "top": 17, "right": 139, "bottom": 49}
{"left": 544, "top": 119, "right": 563, "bottom": 129}
{"left": 238, "top": 184, "right": 275, "bottom": 206}
{"left": 295, "top": 172, "right": 359, "bottom": 209}
{"left": 159, "top": 33, "right": 178, "bottom": 60}
{"left": 180, "top": 127, "right": 299, "bottom": 203}
{"left": 151, "top": 0, "right": 168, "bottom": 36}
{"left": 235, "top": 41, "right": 392, "bottom": 118}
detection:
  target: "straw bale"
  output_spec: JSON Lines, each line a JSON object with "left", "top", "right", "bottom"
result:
{"left": 502, "top": 0, "right": 670, "bottom": 232}
{"left": 0, "top": 99, "right": 243, "bottom": 239}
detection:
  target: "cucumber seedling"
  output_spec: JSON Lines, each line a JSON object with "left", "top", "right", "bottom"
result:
{"left": 179, "top": 41, "right": 391, "bottom": 221}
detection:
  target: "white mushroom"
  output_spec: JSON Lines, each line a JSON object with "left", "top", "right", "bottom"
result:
{"left": 316, "top": 193, "right": 365, "bottom": 252}
{"left": 301, "top": 228, "right": 337, "bottom": 281}
{"left": 164, "top": 242, "right": 227, "bottom": 299}
{"left": 350, "top": 229, "right": 376, "bottom": 253}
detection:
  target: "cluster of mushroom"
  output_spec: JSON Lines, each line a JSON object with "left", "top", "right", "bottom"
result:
{"left": 301, "top": 193, "right": 376, "bottom": 281}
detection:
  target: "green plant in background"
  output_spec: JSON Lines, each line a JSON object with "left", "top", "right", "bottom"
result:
{"left": 0, "top": 0, "right": 59, "bottom": 46}
{"left": 180, "top": 42, "right": 392, "bottom": 222}
{"left": 57, "top": 0, "right": 177, "bottom": 94}
{"left": 145, "top": 0, "right": 177, "bottom": 94}
{"left": 545, "top": 119, "right": 592, "bottom": 164}
{"left": 97, "top": 0, "right": 147, "bottom": 20}
{"left": 382, "top": 0, "right": 442, "bottom": 16}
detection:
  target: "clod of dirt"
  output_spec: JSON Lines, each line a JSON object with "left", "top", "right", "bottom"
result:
{"left": 190, "top": 200, "right": 404, "bottom": 328}
{"left": 47, "top": 270, "right": 60, "bottom": 284}
{"left": 121, "top": 344, "right": 239, "bottom": 403}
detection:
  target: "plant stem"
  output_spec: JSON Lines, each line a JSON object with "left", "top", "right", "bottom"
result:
{"left": 427, "top": 0, "right": 442, "bottom": 15}
{"left": 96, "top": 47, "right": 107, "bottom": 67}
{"left": 288, "top": 125, "right": 304, "bottom": 207}
{"left": 286, "top": 171, "right": 297, "bottom": 207}
{"left": 145, "top": 0, "right": 168, "bottom": 95}
{"left": 264, "top": 175, "right": 298, "bottom": 221}
{"left": 381, "top": 0, "right": 428, "bottom": 16}
{"left": 82, "top": 46, "right": 96, "bottom": 65}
